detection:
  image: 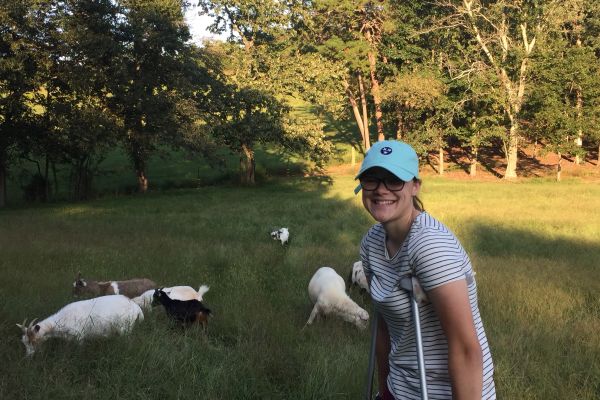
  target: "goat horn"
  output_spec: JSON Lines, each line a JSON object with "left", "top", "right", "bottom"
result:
{"left": 16, "top": 318, "right": 27, "bottom": 332}
{"left": 28, "top": 318, "right": 38, "bottom": 329}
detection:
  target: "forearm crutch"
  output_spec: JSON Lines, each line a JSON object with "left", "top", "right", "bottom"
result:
{"left": 365, "top": 311, "right": 379, "bottom": 400}
{"left": 400, "top": 275, "right": 428, "bottom": 400}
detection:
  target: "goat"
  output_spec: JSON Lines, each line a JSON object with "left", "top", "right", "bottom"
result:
{"left": 72, "top": 272, "right": 156, "bottom": 299}
{"left": 270, "top": 227, "right": 290, "bottom": 246}
{"left": 16, "top": 295, "right": 144, "bottom": 356}
{"left": 152, "top": 289, "right": 212, "bottom": 329}
{"left": 347, "top": 261, "right": 370, "bottom": 294}
{"left": 306, "top": 267, "right": 369, "bottom": 330}
{"left": 133, "top": 285, "right": 210, "bottom": 312}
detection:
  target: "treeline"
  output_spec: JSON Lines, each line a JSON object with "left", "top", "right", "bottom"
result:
{"left": 2, "top": 0, "right": 600, "bottom": 207}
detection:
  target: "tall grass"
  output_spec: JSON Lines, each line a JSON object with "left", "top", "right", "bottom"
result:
{"left": 0, "top": 175, "right": 598, "bottom": 399}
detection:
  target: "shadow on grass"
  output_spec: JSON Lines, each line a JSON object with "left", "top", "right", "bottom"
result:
{"left": 467, "top": 223, "right": 600, "bottom": 269}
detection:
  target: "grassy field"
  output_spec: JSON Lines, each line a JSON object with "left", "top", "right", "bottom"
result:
{"left": 0, "top": 174, "right": 599, "bottom": 399}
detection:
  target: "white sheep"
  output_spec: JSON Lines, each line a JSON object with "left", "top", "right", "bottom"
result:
{"left": 270, "top": 228, "right": 290, "bottom": 246}
{"left": 306, "top": 267, "right": 369, "bottom": 330}
{"left": 16, "top": 295, "right": 144, "bottom": 356}
{"left": 132, "top": 285, "right": 210, "bottom": 312}
{"left": 348, "top": 261, "right": 370, "bottom": 294}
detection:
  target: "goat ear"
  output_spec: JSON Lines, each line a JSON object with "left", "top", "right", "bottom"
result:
{"left": 33, "top": 325, "right": 41, "bottom": 333}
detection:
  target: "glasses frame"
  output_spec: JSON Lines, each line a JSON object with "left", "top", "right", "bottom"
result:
{"left": 359, "top": 176, "right": 406, "bottom": 192}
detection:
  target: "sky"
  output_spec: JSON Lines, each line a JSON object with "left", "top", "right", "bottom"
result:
{"left": 184, "top": 7, "right": 227, "bottom": 44}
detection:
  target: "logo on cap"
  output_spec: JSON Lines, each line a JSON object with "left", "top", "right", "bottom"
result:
{"left": 380, "top": 146, "right": 392, "bottom": 155}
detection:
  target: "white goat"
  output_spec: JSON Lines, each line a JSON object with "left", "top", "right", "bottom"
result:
{"left": 348, "top": 261, "right": 370, "bottom": 294}
{"left": 132, "top": 285, "right": 210, "bottom": 311}
{"left": 348, "top": 261, "right": 429, "bottom": 305}
{"left": 16, "top": 295, "right": 144, "bottom": 356}
{"left": 306, "top": 267, "right": 369, "bottom": 330}
{"left": 270, "top": 228, "right": 289, "bottom": 246}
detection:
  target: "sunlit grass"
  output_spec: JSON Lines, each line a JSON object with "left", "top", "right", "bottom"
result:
{"left": 0, "top": 176, "right": 598, "bottom": 399}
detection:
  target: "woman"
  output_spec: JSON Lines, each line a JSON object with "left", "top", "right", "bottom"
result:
{"left": 357, "top": 140, "right": 496, "bottom": 400}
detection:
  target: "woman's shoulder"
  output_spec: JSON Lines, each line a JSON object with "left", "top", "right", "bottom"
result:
{"left": 361, "top": 223, "right": 385, "bottom": 246}
{"left": 413, "top": 212, "right": 453, "bottom": 236}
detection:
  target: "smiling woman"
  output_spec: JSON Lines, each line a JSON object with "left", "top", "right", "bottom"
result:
{"left": 357, "top": 140, "right": 496, "bottom": 400}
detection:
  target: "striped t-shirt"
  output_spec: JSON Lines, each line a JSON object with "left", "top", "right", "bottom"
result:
{"left": 360, "top": 212, "right": 496, "bottom": 399}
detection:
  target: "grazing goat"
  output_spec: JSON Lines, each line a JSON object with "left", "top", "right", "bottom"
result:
{"left": 133, "top": 285, "right": 210, "bottom": 311}
{"left": 72, "top": 273, "right": 156, "bottom": 298}
{"left": 347, "top": 261, "right": 370, "bottom": 294}
{"left": 270, "top": 228, "right": 290, "bottom": 246}
{"left": 306, "top": 267, "right": 369, "bottom": 330}
{"left": 16, "top": 295, "right": 144, "bottom": 356}
{"left": 153, "top": 289, "right": 212, "bottom": 329}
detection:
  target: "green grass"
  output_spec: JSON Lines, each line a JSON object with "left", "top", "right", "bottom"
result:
{"left": 1, "top": 176, "right": 599, "bottom": 399}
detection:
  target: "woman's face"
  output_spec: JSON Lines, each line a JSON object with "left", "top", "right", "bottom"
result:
{"left": 360, "top": 167, "right": 420, "bottom": 224}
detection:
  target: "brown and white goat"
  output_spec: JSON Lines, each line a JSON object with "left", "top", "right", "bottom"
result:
{"left": 72, "top": 272, "right": 156, "bottom": 299}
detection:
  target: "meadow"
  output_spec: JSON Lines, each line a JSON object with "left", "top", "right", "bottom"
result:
{"left": 0, "top": 173, "right": 599, "bottom": 399}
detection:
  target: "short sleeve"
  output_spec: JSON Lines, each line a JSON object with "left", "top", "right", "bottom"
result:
{"left": 412, "top": 229, "right": 467, "bottom": 292}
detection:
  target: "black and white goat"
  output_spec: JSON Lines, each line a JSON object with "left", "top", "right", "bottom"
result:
{"left": 347, "top": 261, "right": 370, "bottom": 294}
{"left": 152, "top": 289, "right": 212, "bottom": 329}
{"left": 270, "top": 227, "right": 290, "bottom": 246}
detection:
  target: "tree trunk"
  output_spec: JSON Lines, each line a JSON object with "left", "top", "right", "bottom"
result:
{"left": 240, "top": 143, "right": 255, "bottom": 184}
{"left": 470, "top": 147, "right": 478, "bottom": 177}
{"left": 438, "top": 145, "right": 444, "bottom": 175}
{"left": 358, "top": 72, "right": 370, "bottom": 150}
{"left": 132, "top": 153, "right": 148, "bottom": 193}
{"left": 137, "top": 170, "right": 148, "bottom": 193}
{"left": 44, "top": 155, "right": 50, "bottom": 201}
{"left": 575, "top": 87, "right": 583, "bottom": 165}
{"left": 505, "top": 121, "right": 519, "bottom": 179}
{"left": 52, "top": 162, "right": 58, "bottom": 198}
{"left": 367, "top": 50, "right": 384, "bottom": 141}
{"left": 396, "top": 107, "right": 404, "bottom": 140}
{"left": 556, "top": 151, "right": 562, "bottom": 182}
{"left": 0, "top": 159, "right": 6, "bottom": 208}
{"left": 342, "top": 79, "right": 365, "bottom": 142}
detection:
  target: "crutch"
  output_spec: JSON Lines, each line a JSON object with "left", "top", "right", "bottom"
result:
{"left": 365, "top": 311, "right": 379, "bottom": 400}
{"left": 400, "top": 275, "right": 428, "bottom": 400}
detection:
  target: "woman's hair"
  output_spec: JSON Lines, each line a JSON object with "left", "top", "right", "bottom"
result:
{"left": 413, "top": 178, "right": 425, "bottom": 211}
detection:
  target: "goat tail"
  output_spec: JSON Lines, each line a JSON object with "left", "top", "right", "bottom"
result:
{"left": 197, "top": 285, "right": 210, "bottom": 299}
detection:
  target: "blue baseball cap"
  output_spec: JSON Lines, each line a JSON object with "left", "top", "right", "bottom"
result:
{"left": 354, "top": 140, "right": 419, "bottom": 194}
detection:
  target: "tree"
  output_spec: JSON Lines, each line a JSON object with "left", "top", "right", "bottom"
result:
{"left": 0, "top": 0, "right": 39, "bottom": 206}
{"left": 108, "top": 0, "right": 198, "bottom": 192}
{"left": 433, "top": 0, "right": 558, "bottom": 178}
{"left": 197, "top": 0, "right": 335, "bottom": 183}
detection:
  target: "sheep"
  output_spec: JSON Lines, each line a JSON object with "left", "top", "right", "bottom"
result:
{"left": 72, "top": 272, "right": 157, "bottom": 299}
{"left": 270, "top": 227, "right": 290, "bottom": 246}
{"left": 16, "top": 295, "right": 144, "bottom": 357}
{"left": 347, "top": 261, "right": 370, "bottom": 294}
{"left": 152, "top": 289, "right": 212, "bottom": 329}
{"left": 132, "top": 285, "right": 210, "bottom": 312}
{"left": 306, "top": 267, "right": 369, "bottom": 330}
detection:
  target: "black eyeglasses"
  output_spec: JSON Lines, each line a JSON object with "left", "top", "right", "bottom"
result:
{"left": 359, "top": 176, "right": 406, "bottom": 192}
